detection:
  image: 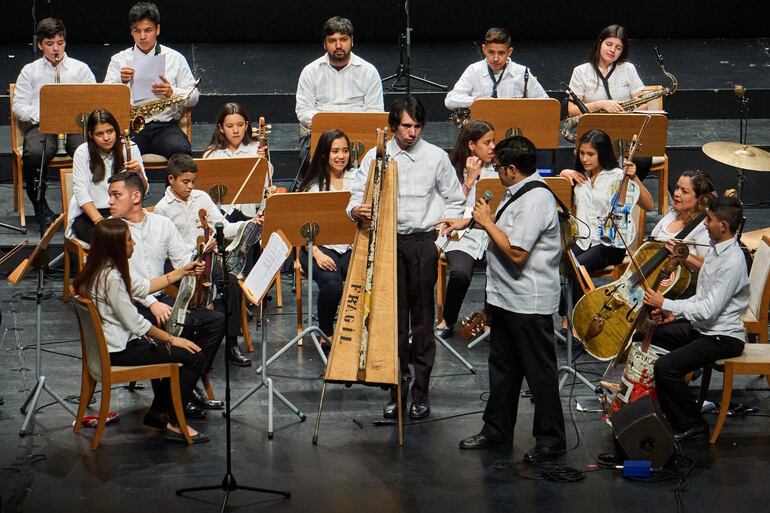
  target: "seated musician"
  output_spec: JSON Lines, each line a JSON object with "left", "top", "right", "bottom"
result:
{"left": 649, "top": 170, "right": 715, "bottom": 296}
{"left": 154, "top": 154, "right": 263, "bottom": 367}
{"left": 558, "top": 129, "right": 653, "bottom": 337}
{"left": 73, "top": 218, "right": 209, "bottom": 443}
{"left": 444, "top": 27, "right": 548, "bottom": 112}
{"left": 566, "top": 24, "right": 651, "bottom": 180}
{"left": 107, "top": 171, "right": 225, "bottom": 417}
{"left": 441, "top": 136, "right": 566, "bottom": 460}
{"left": 435, "top": 120, "right": 498, "bottom": 339}
{"left": 104, "top": 2, "right": 199, "bottom": 157}
{"left": 348, "top": 96, "right": 466, "bottom": 420}
{"left": 297, "top": 129, "right": 356, "bottom": 349}
{"left": 68, "top": 109, "right": 147, "bottom": 244}
{"left": 203, "top": 102, "right": 273, "bottom": 219}
{"left": 643, "top": 195, "right": 749, "bottom": 441}
{"left": 12, "top": 18, "right": 96, "bottom": 227}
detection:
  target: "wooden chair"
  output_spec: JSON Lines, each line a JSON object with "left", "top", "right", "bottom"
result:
{"left": 697, "top": 235, "right": 770, "bottom": 443}
{"left": 10, "top": 83, "right": 74, "bottom": 229}
{"left": 59, "top": 168, "right": 90, "bottom": 302}
{"left": 139, "top": 108, "right": 192, "bottom": 171}
{"left": 641, "top": 85, "right": 670, "bottom": 214}
{"left": 71, "top": 292, "right": 192, "bottom": 450}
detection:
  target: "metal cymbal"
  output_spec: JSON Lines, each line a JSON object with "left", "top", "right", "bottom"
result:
{"left": 702, "top": 141, "right": 770, "bottom": 172}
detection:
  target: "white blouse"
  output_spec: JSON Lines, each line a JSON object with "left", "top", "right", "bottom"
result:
{"left": 569, "top": 61, "right": 645, "bottom": 104}
{"left": 90, "top": 265, "right": 152, "bottom": 353}
{"left": 651, "top": 210, "right": 711, "bottom": 259}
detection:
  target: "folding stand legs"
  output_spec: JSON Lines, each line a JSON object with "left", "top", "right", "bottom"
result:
{"left": 433, "top": 333, "right": 475, "bottom": 374}
{"left": 558, "top": 275, "right": 600, "bottom": 394}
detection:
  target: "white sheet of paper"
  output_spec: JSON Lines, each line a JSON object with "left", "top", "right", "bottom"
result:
{"left": 131, "top": 53, "right": 166, "bottom": 103}
{"left": 243, "top": 231, "right": 290, "bottom": 303}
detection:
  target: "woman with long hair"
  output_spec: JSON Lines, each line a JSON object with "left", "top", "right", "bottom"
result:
{"left": 435, "top": 120, "right": 497, "bottom": 338}
{"left": 297, "top": 129, "right": 356, "bottom": 346}
{"left": 68, "top": 108, "right": 146, "bottom": 243}
{"left": 73, "top": 218, "right": 209, "bottom": 443}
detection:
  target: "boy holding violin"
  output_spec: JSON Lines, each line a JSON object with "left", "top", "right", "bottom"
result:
{"left": 153, "top": 154, "right": 263, "bottom": 367}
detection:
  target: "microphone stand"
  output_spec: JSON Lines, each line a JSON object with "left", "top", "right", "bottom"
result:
{"left": 176, "top": 222, "right": 290, "bottom": 511}
{"left": 735, "top": 85, "right": 749, "bottom": 201}
{"left": 381, "top": 0, "right": 446, "bottom": 94}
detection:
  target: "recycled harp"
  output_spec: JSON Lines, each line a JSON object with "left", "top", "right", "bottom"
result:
{"left": 313, "top": 128, "right": 401, "bottom": 444}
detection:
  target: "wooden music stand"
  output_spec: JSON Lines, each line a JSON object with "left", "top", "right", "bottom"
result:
{"left": 230, "top": 192, "right": 356, "bottom": 415}
{"left": 39, "top": 84, "right": 130, "bottom": 137}
{"left": 310, "top": 112, "right": 389, "bottom": 164}
{"left": 193, "top": 157, "right": 269, "bottom": 209}
{"left": 574, "top": 113, "right": 668, "bottom": 157}
{"left": 470, "top": 98, "right": 562, "bottom": 166}
{"left": 476, "top": 176, "right": 573, "bottom": 214}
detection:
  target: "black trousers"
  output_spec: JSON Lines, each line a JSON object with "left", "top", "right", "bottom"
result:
{"left": 396, "top": 232, "right": 439, "bottom": 403}
{"left": 22, "top": 126, "right": 84, "bottom": 205}
{"left": 110, "top": 337, "right": 206, "bottom": 421}
{"left": 652, "top": 321, "right": 744, "bottom": 432}
{"left": 137, "top": 295, "right": 225, "bottom": 372}
{"left": 300, "top": 247, "right": 352, "bottom": 336}
{"left": 132, "top": 121, "right": 191, "bottom": 158}
{"left": 71, "top": 208, "right": 111, "bottom": 244}
{"left": 211, "top": 264, "right": 246, "bottom": 341}
{"left": 441, "top": 250, "right": 477, "bottom": 327}
{"left": 481, "top": 306, "right": 566, "bottom": 447}
{"left": 560, "top": 243, "right": 626, "bottom": 316}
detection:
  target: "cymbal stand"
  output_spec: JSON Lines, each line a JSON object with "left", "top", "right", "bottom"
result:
{"left": 735, "top": 86, "right": 750, "bottom": 201}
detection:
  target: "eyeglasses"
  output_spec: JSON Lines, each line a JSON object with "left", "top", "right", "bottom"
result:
{"left": 492, "top": 163, "right": 508, "bottom": 173}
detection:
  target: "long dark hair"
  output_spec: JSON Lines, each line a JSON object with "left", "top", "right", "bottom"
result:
{"left": 87, "top": 109, "right": 125, "bottom": 184}
{"left": 678, "top": 170, "right": 715, "bottom": 218}
{"left": 573, "top": 129, "right": 617, "bottom": 174}
{"left": 298, "top": 129, "right": 351, "bottom": 192}
{"left": 449, "top": 120, "right": 494, "bottom": 182}
{"left": 587, "top": 24, "right": 630, "bottom": 68}
{"left": 73, "top": 218, "right": 132, "bottom": 302}
{"left": 206, "top": 103, "right": 255, "bottom": 154}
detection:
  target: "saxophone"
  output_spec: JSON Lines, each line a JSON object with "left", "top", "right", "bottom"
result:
{"left": 560, "top": 48, "right": 678, "bottom": 142}
{"left": 129, "top": 78, "right": 200, "bottom": 133}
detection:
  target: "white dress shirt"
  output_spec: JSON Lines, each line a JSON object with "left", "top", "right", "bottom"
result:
{"left": 125, "top": 211, "right": 192, "bottom": 307}
{"left": 153, "top": 188, "right": 246, "bottom": 252}
{"left": 348, "top": 137, "right": 465, "bottom": 234}
{"left": 304, "top": 168, "right": 357, "bottom": 254}
{"left": 104, "top": 44, "right": 199, "bottom": 122}
{"left": 445, "top": 59, "right": 548, "bottom": 109}
{"left": 295, "top": 52, "right": 384, "bottom": 129}
{"left": 486, "top": 173, "right": 562, "bottom": 314}
{"left": 663, "top": 236, "right": 749, "bottom": 341}
{"left": 12, "top": 53, "right": 96, "bottom": 125}
{"left": 440, "top": 164, "right": 498, "bottom": 259}
{"left": 569, "top": 62, "right": 645, "bottom": 104}
{"left": 651, "top": 211, "right": 711, "bottom": 259}
{"left": 573, "top": 167, "right": 640, "bottom": 250}
{"left": 67, "top": 141, "right": 146, "bottom": 237}
{"left": 91, "top": 265, "right": 152, "bottom": 353}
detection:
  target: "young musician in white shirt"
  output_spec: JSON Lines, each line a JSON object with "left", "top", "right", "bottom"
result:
{"left": 13, "top": 18, "right": 96, "bottom": 227}
{"left": 73, "top": 218, "right": 209, "bottom": 443}
{"left": 68, "top": 109, "right": 146, "bottom": 243}
{"left": 435, "top": 120, "right": 498, "bottom": 338}
{"left": 107, "top": 171, "right": 226, "bottom": 414}
{"left": 104, "top": 2, "right": 199, "bottom": 157}
{"left": 445, "top": 27, "right": 548, "bottom": 111}
{"left": 153, "top": 154, "right": 263, "bottom": 366}
{"left": 643, "top": 195, "right": 749, "bottom": 442}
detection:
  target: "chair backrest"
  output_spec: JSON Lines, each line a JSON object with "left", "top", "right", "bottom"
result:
{"left": 60, "top": 168, "right": 74, "bottom": 218}
{"left": 9, "top": 83, "right": 24, "bottom": 155}
{"left": 72, "top": 291, "right": 111, "bottom": 383}
{"left": 747, "top": 235, "right": 770, "bottom": 320}
{"left": 179, "top": 107, "right": 192, "bottom": 140}
{"left": 641, "top": 85, "right": 665, "bottom": 111}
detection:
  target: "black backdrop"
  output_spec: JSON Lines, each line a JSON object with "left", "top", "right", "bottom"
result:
{"left": 5, "top": 1, "right": 770, "bottom": 44}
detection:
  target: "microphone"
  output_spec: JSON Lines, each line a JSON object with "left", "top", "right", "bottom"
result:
{"left": 563, "top": 84, "right": 589, "bottom": 114}
{"left": 466, "top": 190, "right": 494, "bottom": 231}
{"left": 654, "top": 46, "right": 664, "bottom": 66}
{"left": 214, "top": 222, "right": 225, "bottom": 253}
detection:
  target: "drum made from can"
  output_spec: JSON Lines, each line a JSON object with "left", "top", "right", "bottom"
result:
{"left": 610, "top": 342, "right": 669, "bottom": 414}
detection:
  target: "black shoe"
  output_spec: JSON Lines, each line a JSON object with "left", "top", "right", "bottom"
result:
{"left": 434, "top": 325, "right": 454, "bottom": 339}
{"left": 673, "top": 422, "right": 709, "bottom": 442}
{"left": 523, "top": 443, "right": 566, "bottom": 463}
{"left": 164, "top": 428, "right": 210, "bottom": 444}
{"left": 228, "top": 344, "right": 251, "bottom": 367}
{"left": 184, "top": 401, "right": 206, "bottom": 419}
{"left": 383, "top": 401, "right": 403, "bottom": 419}
{"left": 192, "top": 387, "right": 224, "bottom": 410}
{"left": 459, "top": 433, "right": 504, "bottom": 450}
{"left": 409, "top": 400, "right": 430, "bottom": 419}
{"left": 143, "top": 409, "right": 170, "bottom": 429}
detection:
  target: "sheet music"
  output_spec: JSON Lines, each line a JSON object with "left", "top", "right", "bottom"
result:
{"left": 243, "top": 231, "right": 290, "bottom": 302}
{"left": 132, "top": 53, "right": 166, "bottom": 103}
